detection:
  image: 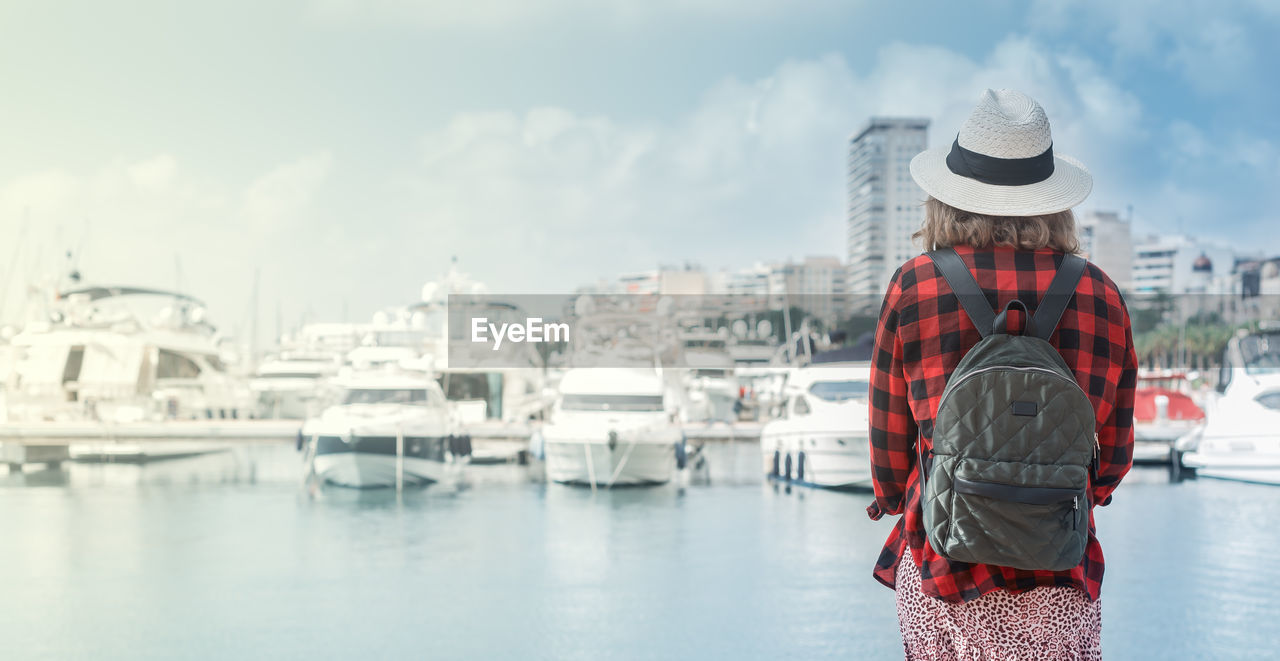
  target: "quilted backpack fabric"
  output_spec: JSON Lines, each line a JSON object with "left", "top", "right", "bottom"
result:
{"left": 920, "top": 248, "right": 1097, "bottom": 572}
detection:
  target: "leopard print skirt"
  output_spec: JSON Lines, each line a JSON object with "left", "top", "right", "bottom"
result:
{"left": 895, "top": 553, "right": 1102, "bottom": 660}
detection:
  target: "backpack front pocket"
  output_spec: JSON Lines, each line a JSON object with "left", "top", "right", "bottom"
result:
{"left": 932, "top": 460, "right": 1088, "bottom": 571}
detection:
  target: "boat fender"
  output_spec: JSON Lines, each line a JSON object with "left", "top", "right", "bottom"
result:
{"left": 675, "top": 438, "right": 688, "bottom": 470}
{"left": 797, "top": 451, "right": 806, "bottom": 482}
{"left": 607, "top": 430, "right": 619, "bottom": 452}
{"left": 771, "top": 450, "right": 780, "bottom": 477}
{"left": 784, "top": 453, "right": 792, "bottom": 481}
{"left": 295, "top": 429, "right": 304, "bottom": 452}
{"left": 460, "top": 434, "right": 473, "bottom": 457}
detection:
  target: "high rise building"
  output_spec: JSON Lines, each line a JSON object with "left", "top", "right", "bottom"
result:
{"left": 846, "top": 117, "right": 930, "bottom": 300}
{"left": 1077, "top": 211, "right": 1133, "bottom": 291}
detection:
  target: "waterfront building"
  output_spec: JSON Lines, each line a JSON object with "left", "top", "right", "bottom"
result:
{"left": 1216, "top": 256, "right": 1280, "bottom": 324}
{"left": 708, "top": 258, "right": 848, "bottom": 327}
{"left": 618, "top": 265, "right": 708, "bottom": 296}
{"left": 618, "top": 270, "right": 661, "bottom": 295}
{"left": 1131, "top": 234, "right": 1235, "bottom": 295}
{"left": 846, "top": 117, "right": 930, "bottom": 300}
{"left": 710, "top": 265, "right": 770, "bottom": 298}
{"left": 1077, "top": 211, "right": 1133, "bottom": 291}
{"left": 784, "top": 256, "right": 848, "bottom": 328}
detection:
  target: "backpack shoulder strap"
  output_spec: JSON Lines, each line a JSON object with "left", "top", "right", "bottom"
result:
{"left": 927, "top": 248, "right": 995, "bottom": 338}
{"left": 1031, "top": 254, "right": 1087, "bottom": 341}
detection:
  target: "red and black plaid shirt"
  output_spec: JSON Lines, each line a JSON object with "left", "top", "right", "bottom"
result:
{"left": 866, "top": 245, "right": 1136, "bottom": 603}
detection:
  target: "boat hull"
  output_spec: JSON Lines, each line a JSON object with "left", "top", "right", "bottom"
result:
{"left": 761, "top": 432, "right": 872, "bottom": 489}
{"left": 1182, "top": 449, "right": 1280, "bottom": 486}
{"left": 1133, "top": 440, "right": 1175, "bottom": 465}
{"left": 543, "top": 439, "right": 677, "bottom": 486}
{"left": 312, "top": 451, "right": 454, "bottom": 488}
{"left": 310, "top": 434, "right": 460, "bottom": 488}
{"left": 69, "top": 441, "right": 229, "bottom": 463}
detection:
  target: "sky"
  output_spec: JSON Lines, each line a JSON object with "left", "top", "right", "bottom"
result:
{"left": 1, "top": 0, "right": 1277, "bottom": 347}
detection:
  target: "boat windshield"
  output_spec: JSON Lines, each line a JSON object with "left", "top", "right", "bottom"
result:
{"left": 561, "top": 394, "right": 665, "bottom": 412}
{"left": 1241, "top": 332, "right": 1280, "bottom": 375}
{"left": 808, "top": 380, "right": 869, "bottom": 402}
{"left": 342, "top": 388, "right": 429, "bottom": 405}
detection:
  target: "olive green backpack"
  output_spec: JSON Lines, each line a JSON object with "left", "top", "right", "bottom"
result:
{"left": 921, "top": 248, "right": 1098, "bottom": 572}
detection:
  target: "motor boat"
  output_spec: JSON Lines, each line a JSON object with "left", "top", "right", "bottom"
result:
{"left": 249, "top": 351, "right": 341, "bottom": 419}
{"left": 437, "top": 297, "right": 553, "bottom": 427}
{"left": 3, "top": 285, "right": 250, "bottom": 423}
{"left": 1180, "top": 326, "right": 1280, "bottom": 484}
{"left": 537, "top": 367, "right": 684, "bottom": 487}
{"left": 1133, "top": 371, "right": 1205, "bottom": 464}
{"left": 677, "top": 327, "right": 739, "bottom": 424}
{"left": 302, "top": 370, "right": 468, "bottom": 488}
{"left": 356, "top": 263, "right": 553, "bottom": 459}
{"left": 760, "top": 360, "right": 872, "bottom": 489}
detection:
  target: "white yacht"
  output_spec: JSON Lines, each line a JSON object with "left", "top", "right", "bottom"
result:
{"left": 1180, "top": 327, "right": 1280, "bottom": 484}
{"left": 303, "top": 370, "right": 467, "bottom": 488}
{"left": 677, "top": 327, "right": 739, "bottom": 424}
{"left": 438, "top": 298, "right": 553, "bottom": 427}
{"left": 249, "top": 351, "right": 341, "bottom": 419}
{"left": 3, "top": 285, "right": 250, "bottom": 423}
{"left": 357, "top": 263, "right": 553, "bottom": 452}
{"left": 538, "top": 368, "right": 683, "bottom": 487}
{"left": 760, "top": 361, "right": 872, "bottom": 489}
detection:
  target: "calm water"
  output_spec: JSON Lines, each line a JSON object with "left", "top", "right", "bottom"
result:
{"left": 2, "top": 444, "right": 1278, "bottom": 660}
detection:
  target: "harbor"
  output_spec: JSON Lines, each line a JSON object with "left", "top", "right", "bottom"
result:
{"left": 3, "top": 262, "right": 1274, "bottom": 488}
{"left": 4, "top": 2, "right": 1280, "bottom": 658}
{"left": 1, "top": 260, "right": 1276, "bottom": 660}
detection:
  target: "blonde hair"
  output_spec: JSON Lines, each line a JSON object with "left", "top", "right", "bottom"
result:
{"left": 913, "top": 197, "right": 1080, "bottom": 254}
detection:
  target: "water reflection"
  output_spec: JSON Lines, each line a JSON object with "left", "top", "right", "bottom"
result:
{"left": 1, "top": 443, "right": 1275, "bottom": 660}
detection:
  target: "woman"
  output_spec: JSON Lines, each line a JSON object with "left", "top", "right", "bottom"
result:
{"left": 867, "top": 89, "right": 1136, "bottom": 659}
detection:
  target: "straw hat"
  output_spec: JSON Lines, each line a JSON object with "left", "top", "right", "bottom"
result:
{"left": 909, "top": 89, "right": 1092, "bottom": 216}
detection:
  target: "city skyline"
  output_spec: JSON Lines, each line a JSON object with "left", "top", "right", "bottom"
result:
{"left": 2, "top": 1, "right": 1278, "bottom": 348}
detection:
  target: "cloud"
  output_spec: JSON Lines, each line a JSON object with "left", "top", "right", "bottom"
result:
{"left": 5, "top": 28, "right": 1272, "bottom": 348}
{"left": 242, "top": 151, "right": 334, "bottom": 230}
{"left": 1028, "top": 0, "right": 1279, "bottom": 93}
{"left": 393, "top": 36, "right": 1160, "bottom": 294}
{"left": 0, "top": 153, "right": 335, "bottom": 344}
{"left": 126, "top": 154, "right": 178, "bottom": 191}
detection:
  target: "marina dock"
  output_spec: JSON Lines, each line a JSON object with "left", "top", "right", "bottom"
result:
{"left": 0, "top": 420, "right": 301, "bottom": 468}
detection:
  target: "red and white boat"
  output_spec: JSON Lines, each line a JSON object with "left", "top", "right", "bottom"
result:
{"left": 1133, "top": 371, "right": 1205, "bottom": 464}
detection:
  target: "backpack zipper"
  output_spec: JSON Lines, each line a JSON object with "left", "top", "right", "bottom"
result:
{"left": 939, "top": 364, "right": 1087, "bottom": 412}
